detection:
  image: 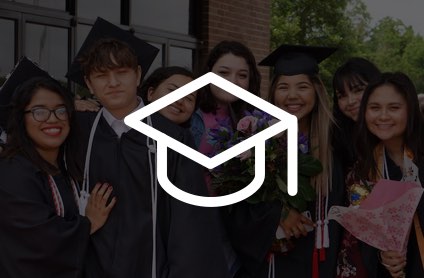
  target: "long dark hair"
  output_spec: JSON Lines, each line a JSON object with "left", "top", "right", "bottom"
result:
{"left": 355, "top": 72, "right": 424, "bottom": 179}
{"left": 1, "top": 77, "right": 82, "bottom": 181}
{"left": 332, "top": 57, "right": 381, "bottom": 171}
{"left": 268, "top": 73, "right": 334, "bottom": 192}
{"left": 139, "top": 66, "right": 195, "bottom": 127}
{"left": 140, "top": 66, "right": 194, "bottom": 104}
{"left": 198, "top": 40, "right": 261, "bottom": 123}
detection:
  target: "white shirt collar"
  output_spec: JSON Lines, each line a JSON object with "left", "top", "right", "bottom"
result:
{"left": 102, "top": 97, "right": 144, "bottom": 137}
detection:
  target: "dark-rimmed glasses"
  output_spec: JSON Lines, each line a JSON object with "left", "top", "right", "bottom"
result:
{"left": 24, "top": 107, "right": 68, "bottom": 122}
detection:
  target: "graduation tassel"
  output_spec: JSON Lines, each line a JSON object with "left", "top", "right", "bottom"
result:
{"left": 147, "top": 115, "right": 158, "bottom": 278}
{"left": 316, "top": 184, "right": 323, "bottom": 249}
{"left": 323, "top": 181, "right": 330, "bottom": 249}
{"left": 78, "top": 189, "right": 90, "bottom": 216}
{"left": 314, "top": 213, "right": 322, "bottom": 277}
{"left": 323, "top": 219, "right": 329, "bottom": 248}
{"left": 312, "top": 247, "right": 319, "bottom": 278}
{"left": 316, "top": 220, "right": 322, "bottom": 249}
{"left": 319, "top": 246, "right": 326, "bottom": 262}
{"left": 267, "top": 253, "right": 275, "bottom": 278}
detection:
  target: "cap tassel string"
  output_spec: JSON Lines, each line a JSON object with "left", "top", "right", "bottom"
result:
{"left": 323, "top": 181, "right": 330, "bottom": 249}
{"left": 80, "top": 108, "right": 104, "bottom": 215}
{"left": 313, "top": 181, "right": 330, "bottom": 278}
{"left": 267, "top": 253, "right": 275, "bottom": 278}
{"left": 147, "top": 115, "right": 158, "bottom": 278}
{"left": 313, "top": 184, "right": 322, "bottom": 278}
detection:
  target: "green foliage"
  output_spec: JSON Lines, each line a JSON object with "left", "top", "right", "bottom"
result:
{"left": 209, "top": 109, "right": 321, "bottom": 211}
{"left": 271, "top": 0, "right": 424, "bottom": 93}
{"left": 364, "top": 17, "right": 424, "bottom": 92}
{"left": 271, "top": 0, "right": 371, "bottom": 89}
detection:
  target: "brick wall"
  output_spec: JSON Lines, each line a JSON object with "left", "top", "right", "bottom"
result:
{"left": 197, "top": 0, "right": 271, "bottom": 98}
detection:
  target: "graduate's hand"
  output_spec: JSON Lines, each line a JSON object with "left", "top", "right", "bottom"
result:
{"left": 85, "top": 182, "right": 117, "bottom": 234}
{"left": 380, "top": 250, "right": 407, "bottom": 277}
{"left": 75, "top": 97, "right": 100, "bottom": 112}
{"left": 280, "top": 209, "right": 315, "bottom": 238}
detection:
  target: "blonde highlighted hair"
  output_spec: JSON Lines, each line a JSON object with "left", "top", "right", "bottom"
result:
{"left": 268, "top": 74, "right": 334, "bottom": 194}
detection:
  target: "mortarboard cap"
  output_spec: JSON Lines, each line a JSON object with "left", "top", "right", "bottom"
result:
{"left": 259, "top": 44, "right": 337, "bottom": 76}
{"left": 67, "top": 17, "right": 159, "bottom": 87}
{"left": 0, "top": 57, "right": 58, "bottom": 128}
{"left": 124, "top": 72, "right": 299, "bottom": 207}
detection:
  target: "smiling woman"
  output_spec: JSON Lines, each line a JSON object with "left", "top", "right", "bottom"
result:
{"left": 257, "top": 44, "right": 344, "bottom": 278}
{"left": 140, "top": 66, "right": 195, "bottom": 126}
{"left": 23, "top": 88, "right": 71, "bottom": 166}
{"left": 332, "top": 57, "right": 381, "bottom": 176}
{"left": 0, "top": 76, "right": 115, "bottom": 277}
{"left": 336, "top": 72, "right": 424, "bottom": 278}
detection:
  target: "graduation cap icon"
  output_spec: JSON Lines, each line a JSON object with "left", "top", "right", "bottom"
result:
{"left": 125, "top": 72, "right": 299, "bottom": 207}
{"left": 67, "top": 17, "right": 159, "bottom": 87}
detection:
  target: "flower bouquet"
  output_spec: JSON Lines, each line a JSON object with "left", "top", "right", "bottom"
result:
{"left": 207, "top": 109, "right": 323, "bottom": 251}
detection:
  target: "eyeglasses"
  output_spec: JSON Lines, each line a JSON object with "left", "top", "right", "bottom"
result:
{"left": 24, "top": 107, "right": 69, "bottom": 122}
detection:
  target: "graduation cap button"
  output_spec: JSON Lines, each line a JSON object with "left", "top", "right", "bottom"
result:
{"left": 125, "top": 72, "right": 299, "bottom": 207}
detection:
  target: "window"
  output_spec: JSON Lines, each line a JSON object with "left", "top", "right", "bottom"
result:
{"left": 76, "top": 23, "right": 91, "bottom": 50}
{"left": 0, "top": 17, "right": 15, "bottom": 84}
{"left": 131, "top": 0, "right": 190, "bottom": 35}
{"left": 25, "top": 23, "right": 68, "bottom": 81}
{"left": 6, "top": 0, "right": 66, "bottom": 10}
{"left": 78, "top": 0, "right": 120, "bottom": 22}
{"left": 144, "top": 42, "right": 163, "bottom": 78}
{"left": 169, "top": 46, "right": 192, "bottom": 69}
{"left": 0, "top": 0, "right": 198, "bottom": 88}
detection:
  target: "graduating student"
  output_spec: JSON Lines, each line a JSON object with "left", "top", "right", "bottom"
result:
{"left": 332, "top": 57, "right": 381, "bottom": 175}
{"left": 187, "top": 41, "right": 282, "bottom": 278}
{"left": 0, "top": 58, "right": 114, "bottom": 278}
{"left": 139, "top": 66, "right": 196, "bottom": 126}
{"left": 191, "top": 40, "right": 261, "bottom": 151}
{"left": 67, "top": 18, "right": 231, "bottom": 278}
{"left": 191, "top": 40, "right": 262, "bottom": 199}
{"left": 256, "top": 44, "right": 345, "bottom": 278}
{"left": 336, "top": 72, "right": 424, "bottom": 278}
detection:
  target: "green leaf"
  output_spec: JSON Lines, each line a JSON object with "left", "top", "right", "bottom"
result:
{"left": 298, "top": 154, "right": 323, "bottom": 176}
{"left": 287, "top": 194, "right": 307, "bottom": 212}
{"left": 297, "top": 177, "right": 316, "bottom": 202}
{"left": 276, "top": 175, "right": 287, "bottom": 193}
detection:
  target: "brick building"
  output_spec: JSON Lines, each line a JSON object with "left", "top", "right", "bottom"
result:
{"left": 0, "top": 0, "right": 270, "bottom": 95}
{"left": 197, "top": 0, "right": 271, "bottom": 95}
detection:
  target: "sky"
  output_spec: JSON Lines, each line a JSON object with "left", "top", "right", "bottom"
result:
{"left": 363, "top": 0, "right": 424, "bottom": 36}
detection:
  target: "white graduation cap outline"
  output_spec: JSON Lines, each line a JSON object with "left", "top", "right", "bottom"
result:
{"left": 125, "top": 72, "right": 298, "bottom": 207}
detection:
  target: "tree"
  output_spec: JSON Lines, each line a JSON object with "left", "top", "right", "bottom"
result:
{"left": 402, "top": 36, "right": 424, "bottom": 93}
{"left": 364, "top": 17, "right": 424, "bottom": 92}
{"left": 271, "top": 0, "right": 371, "bottom": 89}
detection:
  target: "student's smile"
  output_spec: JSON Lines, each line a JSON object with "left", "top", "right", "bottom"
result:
{"left": 147, "top": 74, "right": 195, "bottom": 125}
{"left": 25, "top": 88, "right": 70, "bottom": 157}
{"left": 365, "top": 84, "right": 407, "bottom": 145}
{"left": 41, "top": 125, "right": 64, "bottom": 137}
{"left": 273, "top": 74, "right": 316, "bottom": 121}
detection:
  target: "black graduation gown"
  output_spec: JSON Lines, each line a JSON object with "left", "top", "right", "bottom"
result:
{"left": 0, "top": 155, "right": 91, "bottom": 278}
{"left": 226, "top": 201, "right": 282, "bottom": 278}
{"left": 76, "top": 112, "right": 231, "bottom": 278}
{"left": 230, "top": 152, "right": 345, "bottom": 278}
